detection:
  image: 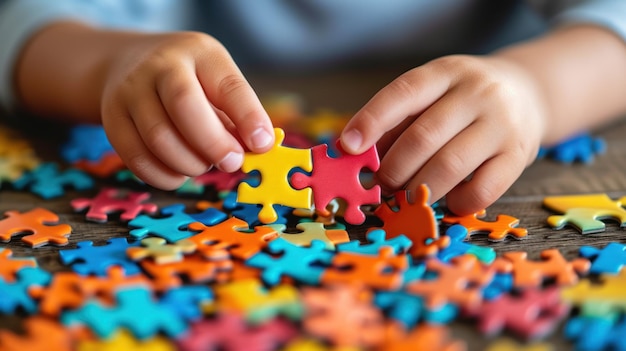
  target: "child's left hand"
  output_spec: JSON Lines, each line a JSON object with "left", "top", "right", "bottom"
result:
{"left": 340, "top": 54, "right": 548, "bottom": 215}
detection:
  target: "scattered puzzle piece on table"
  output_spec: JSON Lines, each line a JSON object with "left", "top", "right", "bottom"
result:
{"left": 246, "top": 237, "right": 334, "bottom": 286}
{"left": 140, "top": 252, "right": 231, "bottom": 291}
{"left": 464, "top": 287, "right": 570, "bottom": 340}
{"left": 77, "top": 330, "right": 176, "bottom": 351}
{"left": 374, "top": 185, "right": 447, "bottom": 257}
{"left": 215, "top": 279, "right": 302, "bottom": 325}
{"left": 382, "top": 324, "right": 467, "bottom": 351}
{"left": 436, "top": 225, "right": 496, "bottom": 264}
{"left": 442, "top": 209, "right": 528, "bottom": 242}
{"left": 0, "top": 267, "right": 50, "bottom": 314}
{"left": 272, "top": 222, "right": 349, "bottom": 250}
{"left": 159, "top": 285, "right": 213, "bottom": 322}
{"left": 61, "top": 287, "right": 188, "bottom": 340}
{"left": 187, "top": 217, "right": 279, "bottom": 260}
{"left": 0, "top": 316, "right": 74, "bottom": 351}
{"left": 61, "top": 125, "right": 115, "bottom": 163}
{"left": 237, "top": 128, "right": 312, "bottom": 224}
{"left": 222, "top": 191, "right": 291, "bottom": 226}
{"left": 59, "top": 238, "right": 141, "bottom": 276}
{"left": 564, "top": 315, "right": 626, "bottom": 351}
{"left": 12, "top": 162, "right": 93, "bottom": 199}
{"left": 291, "top": 141, "right": 381, "bottom": 225}
{"left": 71, "top": 188, "right": 158, "bottom": 223}
{"left": 301, "top": 284, "right": 386, "bottom": 348}
{"left": 0, "top": 248, "right": 37, "bottom": 282}
{"left": 0, "top": 152, "right": 40, "bottom": 184}
{"left": 0, "top": 207, "right": 72, "bottom": 247}
{"left": 374, "top": 290, "right": 458, "bottom": 328}
{"left": 129, "top": 203, "right": 227, "bottom": 242}
{"left": 127, "top": 237, "right": 196, "bottom": 264}
{"left": 579, "top": 242, "right": 626, "bottom": 275}
{"left": 176, "top": 313, "right": 297, "bottom": 351}
{"left": 561, "top": 270, "right": 626, "bottom": 317}
{"left": 322, "top": 246, "right": 409, "bottom": 291}
{"left": 496, "top": 249, "right": 589, "bottom": 288}
{"left": 537, "top": 132, "right": 606, "bottom": 164}
{"left": 543, "top": 193, "right": 626, "bottom": 234}
{"left": 337, "top": 228, "right": 412, "bottom": 255}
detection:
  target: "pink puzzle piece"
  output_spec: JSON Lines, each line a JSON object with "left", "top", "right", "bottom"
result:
{"left": 291, "top": 141, "right": 380, "bottom": 225}
{"left": 70, "top": 187, "right": 158, "bottom": 223}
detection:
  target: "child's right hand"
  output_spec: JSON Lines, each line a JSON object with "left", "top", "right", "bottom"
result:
{"left": 100, "top": 31, "right": 274, "bottom": 190}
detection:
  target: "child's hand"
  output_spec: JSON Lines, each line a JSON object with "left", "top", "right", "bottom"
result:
{"left": 340, "top": 55, "right": 547, "bottom": 215}
{"left": 100, "top": 32, "right": 274, "bottom": 190}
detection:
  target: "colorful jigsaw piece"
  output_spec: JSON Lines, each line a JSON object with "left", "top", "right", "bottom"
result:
{"left": 382, "top": 324, "right": 466, "bottom": 351}
{"left": 374, "top": 290, "right": 458, "bottom": 328}
{"left": 140, "top": 252, "right": 231, "bottom": 291}
{"left": 579, "top": 242, "right": 626, "bottom": 275}
{"left": 237, "top": 128, "right": 312, "bottom": 224}
{"left": 337, "top": 228, "right": 412, "bottom": 255}
{"left": 71, "top": 187, "right": 158, "bottom": 223}
{"left": 0, "top": 248, "right": 37, "bottom": 282}
{"left": 290, "top": 141, "right": 381, "bottom": 225}
{"left": 12, "top": 162, "right": 93, "bottom": 199}
{"left": 538, "top": 132, "right": 606, "bottom": 164}
{"left": 497, "top": 249, "right": 589, "bottom": 288}
{"left": 0, "top": 317, "right": 73, "bottom": 351}
{"left": 160, "top": 285, "right": 213, "bottom": 322}
{"left": 127, "top": 237, "right": 196, "bottom": 264}
{"left": 436, "top": 224, "right": 496, "bottom": 264}
{"left": 77, "top": 330, "right": 176, "bottom": 351}
{"left": 272, "top": 222, "right": 349, "bottom": 250}
{"left": 61, "top": 125, "right": 115, "bottom": 163}
{"left": 0, "top": 207, "right": 72, "bottom": 247}
{"left": 0, "top": 267, "right": 50, "bottom": 314}
{"left": 222, "top": 191, "right": 291, "bottom": 226}
{"left": 561, "top": 270, "right": 626, "bottom": 317}
{"left": 543, "top": 193, "right": 626, "bottom": 234}
{"left": 442, "top": 209, "right": 528, "bottom": 241}
{"left": 59, "top": 238, "right": 141, "bottom": 276}
{"left": 564, "top": 315, "right": 626, "bottom": 351}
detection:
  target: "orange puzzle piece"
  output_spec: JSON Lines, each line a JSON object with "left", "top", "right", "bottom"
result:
{"left": 140, "top": 252, "right": 232, "bottom": 291}
{"left": 0, "top": 248, "right": 37, "bottom": 282}
{"left": 382, "top": 323, "right": 467, "bottom": 351}
{"left": 0, "top": 208, "right": 72, "bottom": 247}
{"left": 442, "top": 209, "right": 528, "bottom": 242}
{"left": 0, "top": 316, "right": 73, "bottom": 351}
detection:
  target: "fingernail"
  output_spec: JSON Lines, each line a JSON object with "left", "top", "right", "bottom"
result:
{"left": 342, "top": 129, "right": 362, "bottom": 152}
{"left": 217, "top": 152, "right": 243, "bottom": 172}
{"left": 251, "top": 128, "right": 273, "bottom": 149}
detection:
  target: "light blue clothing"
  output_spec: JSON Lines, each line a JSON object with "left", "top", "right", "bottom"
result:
{"left": 0, "top": 0, "right": 625, "bottom": 114}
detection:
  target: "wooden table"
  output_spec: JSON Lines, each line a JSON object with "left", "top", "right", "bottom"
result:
{"left": 1, "top": 67, "right": 624, "bottom": 349}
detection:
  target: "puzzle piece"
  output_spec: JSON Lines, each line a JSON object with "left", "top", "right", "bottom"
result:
{"left": 77, "top": 330, "right": 176, "bottom": 351}
{"left": 215, "top": 279, "right": 302, "bottom": 324}
{"left": 564, "top": 315, "right": 626, "bottom": 351}
{"left": 59, "top": 238, "right": 142, "bottom": 276}
{"left": 187, "top": 217, "right": 279, "bottom": 260}
{"left": 127, "top": 237, "right": 196, "bottom": 264}
{"left": 465, "top": 287, "right": 570, "bottom": 340}
{"left": 301, "top": 284, "right": 386, "bottom": 348}
{"left": 272, "top": 222, "right": 349, "bottom": 250}
{"left": 160, "top": 285, "right": 213, "bottom": 322}
{"left": 382, "top": 324, "right": 466, "bottom": 351}
{"left": 140, "top": 252, "right": 232, "bottom": 291}
{"left": 321, "top": 246, "right": 409, "bottom": 290}
{"left": 537, "top": 132, "right": 606, "bottom": 164}
{"left": 61, "top": 286, "right": 188, "bottom": 340}
{"left": 191, "top": 168, "right": 247, "bottom": 192}
{"left": 12, "top": 162, "right": 93, "bottom": 199}
{"left": 497, "top": 249, "right": 589, "bottom": 288}
{"left": 442, "top": 209, "right": 528, "bottom": 241}
{"left": 246, "top": 237, "right": 334, "bottom": 286}
{"left": 0, "top": 267, "right": 50, "bottom": 314}
{"left": 291, "top": 141, "right": 380, "bottom": 225}
{"left": 71, "top": 187, "right": 158, "bottom": 223}
{"left": 374, "top": 290, "right": 458, "bottom": 328}
{"left": 0, "top": 207, "right": 72, "bottom": 247}
{"left": 222, "top": 191, "right": 291, "bottom": 226}
{"left": 561, "top": 270, "right": 626, "bottom": 317}
{"left": 176, "top": 313, "right": 298, "bottom": 351}
{"left": 337, "top": 228, "right": 412, "bottom": 255}
{"left": 543, "top": 193, "right": 626, "bottom": 233}
{"left": 436, "top": 224, "right": 496, "bottom": 264}
{"left": 0, "top": 248, "right": 37, "bottom": 282}
{"left": 374, "top": 185, "right": 446, "bottom": 257}
{"left": 0, "top": 317, "right": 73, "bottom": 351}
{"left": 237, "top": 128, "right": 312, "bottom": 223}
{"left": 580, "top": 242, "right": 626, "bottom": 275}
{"left": 406, "top": 255, "right": 495, "bottom": 310}
{"left": 74, "top": 152, "right": 126, "bottom": 178}
{"left": 0, "top": 151, "right": 39, "bottom": 183}
{"left": 485, "top": 338, "right": 554, "bottom": 351}
{"left": 61, "top": 124, "right": 115, "bottom": 163}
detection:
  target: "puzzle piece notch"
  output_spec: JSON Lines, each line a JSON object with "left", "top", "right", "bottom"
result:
{"left": 498, "top": 249, "right": 589, "bottom": 288}
{"left": 0, "top": 207, "right": 72, "bottom": 247}
{"left": 291, "top": 141, "right": 381, "bottom": 225}
{"left": 222, "top": 191, "right": 291, "bottom": 226}
{"left": 59, "top": 238, "right": 142, "bottom": 276}
{"left": 71, "top": 187, "right": 158, "bottom": 223}
{"left": 127, "top": 237, "right": 196, "bottom": 264}
{"left": 11, "top": 162, "right": 93, "bottom": 199}
{"left": 237, "top": 128, "right": 313, "bottom": 224}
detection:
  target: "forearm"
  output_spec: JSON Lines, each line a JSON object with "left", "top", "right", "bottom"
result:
{"left": 14, "top": 21, "right": 142, "bottom": 123}
{"left": 494, "top": 24, "right": 626, "bottom": 145}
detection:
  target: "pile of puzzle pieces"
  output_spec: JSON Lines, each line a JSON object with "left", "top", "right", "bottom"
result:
{"left": 0, "top": 115, "right": 620, "bottom": 351}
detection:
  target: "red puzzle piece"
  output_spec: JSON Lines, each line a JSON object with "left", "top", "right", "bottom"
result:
{"left": 442, "top": 210, "right": 528, "bottom": 242}
{"left": 374, "top": 185, "right": 447, "bottom": 257}
{"left": 193, "top": 168, "right": 246, "bottom": 192}
{"left": 187, "top": 218, "right": 279, "bottom": 260}
{"left": 70, "top": 187, "right": 158, "bottom": 223}
{"left": 291, "top": 141, "right": 381, "bottom": 225}
{"left": 0, "top": 208, "right": 72, "bottom": 247}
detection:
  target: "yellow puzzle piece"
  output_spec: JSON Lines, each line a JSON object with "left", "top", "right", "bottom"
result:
{"left": 237, "top": 128, "right": 312, "bottom": 224}
{"left": 543, "top": 193, "right": 626, "bottom": 234}
{"left": 78, "top": 330, "right": 175, "bottom": 351}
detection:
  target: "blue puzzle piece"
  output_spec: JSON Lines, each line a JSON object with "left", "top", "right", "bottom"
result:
{"left": 160, "top": 285, "right": 213, "bottom": 322}
{"left": 246, "top": 237, "right": 334, "bottom": 286}
{"left": 337, "top": 229, "right": 412, "bottom": 255}
{"left": 61, "top": 125, "right": 115, "bottom": 163}
{"left": 403, "top": 259, "right": 427, "bottom": 286}
{"left": 482, "top": 272, "right": 514, "bottom": 300}
{"left": 538, "top": 132, "right": 606, "bottom": 164}
{"left": 129, "top": 203, "right": 227, "bottom": 242}
{"left": 436, "top": 225, "right": 496, "bottom": 264}
{"left": 580, "top": 242, "right": 626, "bottom": 275}
{"left": 0, "top": 267, "right": 50, "bottom": 314}
{"left": 61, "top": 287, "right": 188, "bottom": 340}
{"left": 223, "top": 191, "right": 291, "bottom": 226}
{"left": 59, "top": 238, "right": 141, "bottom": 276}
{"left": 375, "top": 290, "right": 457, "bottom": 328}
{"left": 565, "top": 315, "right": 626, "bottom": 351}
{"left": 12, "top": 162, "right": 93, "bottom": 199}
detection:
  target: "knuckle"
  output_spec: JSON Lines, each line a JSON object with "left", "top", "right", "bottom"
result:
{"left": 376, "top": 166, "right": 408, "bottom": 191}
{"left": 144, "top": 121, "right": 173, "bottom": 151}
{"left": 388, "top": 75, "right": 418, "bottom": 101}
{"left": 436, "top": 149, "right": 466, "bottom": 177}
{"left": 405, "top": 122, "right": 440, "bottom": 154}
{"left": 217, "top": 74, "right": 249, "bottom": 100}
{"left": 466, "top": 180, "right": 502, "bottom": 210}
